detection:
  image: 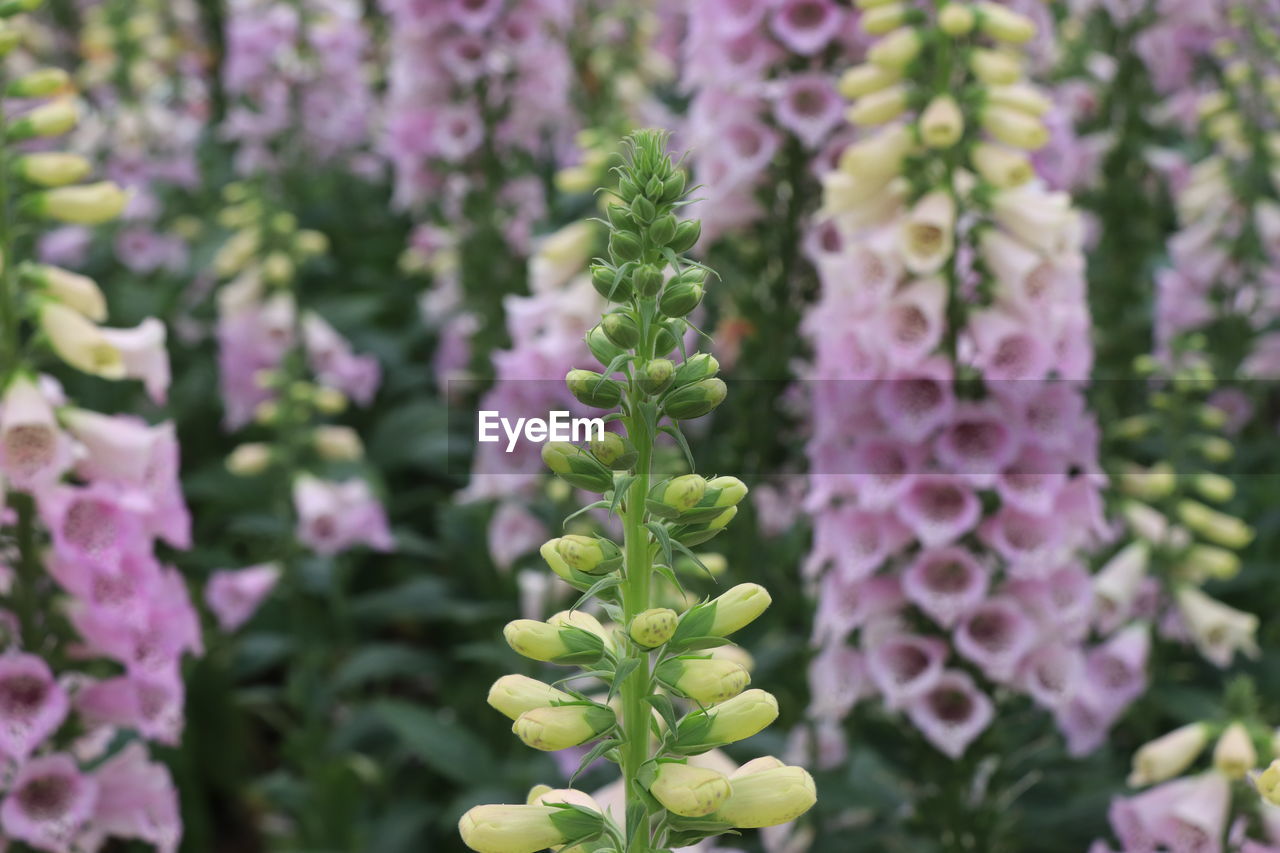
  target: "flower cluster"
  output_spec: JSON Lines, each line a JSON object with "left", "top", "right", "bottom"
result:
{"left": 1103, "top": 358, "right": 1258, "bottom": 668}
{"left": 459, "top": 132, "right": 816, "bottom": 853}
{"left": 801, "top": 1, "right": 1137, "bottom": 761}
{"left": 459, "top": 220, "right": 603, "bottom": 572}
{"left": 222, "top": 0, "right": 376, "bottom": 175}
{"left": 0, "top": 7, "right": 197, "bottom": 849}
{"left": 66, "top": 0, "right": 210, "bottom": 276}
{"left": 212, "top": 183, "right": 391, "bottom": 576}
{"left": 679, "top": 0, "right": 859, "bottom": 241}
{"left": 1152, "top": 6, "right": 1280, "bottom": 383}
{"left": 379, "top": 0, "right": 574, "bottom": 235}
{"left": 1096, "top": 693, "right": 1280, "bottom": 852}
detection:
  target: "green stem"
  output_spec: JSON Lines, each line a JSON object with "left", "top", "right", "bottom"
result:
{"left": 621, "top": 391, "right": 653, "bottom": 853}
{"left": 0, "top": 65, "right": 17, "bottom": 386}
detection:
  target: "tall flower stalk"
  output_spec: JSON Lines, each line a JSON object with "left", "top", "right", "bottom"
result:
{"left": 459, "top": 131, "right": 816, "bottom": 853}
{"left": 0, "top": 2, "right": 199, "bottom": 848}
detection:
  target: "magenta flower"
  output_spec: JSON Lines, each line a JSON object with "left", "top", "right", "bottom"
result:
{"left": 293, "top": 475, "right": 394, "bottom": 556}
{"left": 772, "top": 74, "right": 843, "bottom": 148}
{"left": 905, "top": 670, "right": 995, "bottom": 759}
{"left": 897, "top": 475, "right": 982, "bottom": 547}
{"left": 205, "top": 563, "right": 282, "bottom": 632}
{"left": 0, "top": 654, "right": 69, "bottom": 760}
{"left": 1018, "top": 643, "right": 1085, "bottom": 710}
{"left": 0, "top": 754, "right": 98, "bottom": 853}
{"left": 85, "top": 743, "right": 181, "bottom": 853}
{"left": 954, "top": 597, "right": 1041, "bottom": 682}
{"left": 866, "top": 634, "right": 948, "bottom": 709}
{"left": 902, "top": 547, "right": 990, "bottom": 630}
{"left": 0, "top": 376, "right": 71, "bottom": 489}
{"left": 769, "top": 0, "right": 843, "bottom": 56}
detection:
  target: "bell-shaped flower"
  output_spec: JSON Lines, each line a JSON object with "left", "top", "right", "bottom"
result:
{"left": 905, "top": 669, "right": 995, "bottom": 759}
{"left": 0, "top": 653, "right": 69, "bottom": 759}
{"left": 0, "top": 754, "right": 99, "bottom": 853}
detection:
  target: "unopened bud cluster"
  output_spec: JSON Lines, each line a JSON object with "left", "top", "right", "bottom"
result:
{"left": 461, "top": 132, "right": 814, "bottom": 853}
{"left": 1107, "top": 355, "right": 1256, "bottom": 668}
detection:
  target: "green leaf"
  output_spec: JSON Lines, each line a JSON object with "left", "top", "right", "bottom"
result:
{"left": 645, "top": 521, "right": 674, "bottom": 568}
{"left": 608, "top": 657, "right": 642, "bottom": 702}
{"left": 569, "top": 738, "right": 622, "bottom": 787}
{"left": 645, "top": 694, "right": 679, "bottom": 734}
{"left": 659, "top": 424, "right": 696, "bottom": 472}
{"left": 572, "top": 575, "right": 623, "bottom": 611}
{"left": 373, "top": 701, "right": 492, "bottom": 784}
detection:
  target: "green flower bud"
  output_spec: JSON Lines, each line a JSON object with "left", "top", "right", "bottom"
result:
{"left": 675, "top": 476, "right": 750, "bottom": 523}
{"left": 653, "top": 321, "right": 681, "bottom": 356}
{"left": 591, "top": 263, "right": 633, "bottom": 302}
{"left": 670, "top": 506, "right": 737, "bottom": 546}
{"left": 566, "top": 369, "right": 623, "bottom": 409}
{"left": 633, "top": 264, "right": 664, "bottom": 297}
{"left": 503, "top": 618, "right": 605, "bottom": 665}
{"left": 459, "top": 803, "right": 603, "bottom": 853}
{"left": 647, "top": 474, "right": 709, "bottom": 519}
{"left": 487, "top": 674, "right": 576, "bottom": 721}
{"left": 605, "top": 204, "right": 634, "bottom": 230}
{"left": 671, "top": 583, "right": 772, "bottom": 650}
{"left": 15, "top": 153, "right": 92, "bottom": 188}
{"left": 648, "top": 763, "right": 732, "bottom": 818}
{"left": 1195, "top": 435, "right": 1234, "bottom": 463}
{"left": 589, "top": 432, "right": 638, "bottom": 469}
{"left": 713, "top": 761, "right": 817, "bottom": 828}
{"left": 661, "top": 171, "right": 686, "bottom": 203}
{"left": 631, "top": 194, "right": 656, "bottom": 223}
{"left": 673, "top": 353, "right": 720, "bottom": 387}
{"left": 659, "top": 281, "right": 703, "bottom": 318}
{"left": 618, "top": 176, "right": 639, "bottom": 201}
{"left": 542, "top": 442, "right": 616, "bottom": 492}
{"left": 938, "top": 3, "right": 975, "bottom": 35}
{"left": 586, "top": 324, "right": 625, "bottom": 365}
{"left": 674, "top": 689, "right": 778, "bottom": 753}
{"left": 1176, "top": 500, "right": 1254, "bottom": 549}
{"left": 556, "top": 534, "right": 623, "bottom": 574}
{"left": 663, "top": 378, "right": 727, "bottom": 420}
{"left": 977, "top": 1, "right": 1036, "bottom": 43}
{"left": 649, "top": 213, "right": 677, "bottom": 246}
{"left": 656, "top": 656, "right": 751, "bottom": 704}
{"left": 608, "top": 230, "right": 642, "bottom": 262}
{"left": 644, "top": 174, "right": 664, "bottom": 199}
{"left": 601, "top": 312, "right": 640, "bottom": 349}
{"left": 638, "top": 358, "right": 674, "bottom": 395}
{"left": 8, "top": 98, "right": 77, "bottom": 141}
{"left": 6, "top": 67, "right": 67, "bottom": 97}
{"left": 513, "top": 703, "right": 616, "bottom": 751}
{"left": 630, "top": 608, "right": 678, "bottom": 647}
{"left": 668, "top": 219, "right": 701, "bottom": 253}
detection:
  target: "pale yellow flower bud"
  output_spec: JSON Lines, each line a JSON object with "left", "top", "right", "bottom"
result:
{"left": 838, "top": 123, "right": 913, "bottom": 185}
{"left": 263, "top": 251, "right": 295, "bottom": 286}
{"left": 861, "top": 3, "right": 908, "bottom": 35}
{"left": 1257, "top": 759, "right": 1280, "bottom": 805}
{"left": 1214, "top": 723, "right": 1257, "bottom": 779}
{"left": 226, "top": 442, "right": 272, "bottom": 476}
{"left": 512, "top": 703, "right": 615, "bottom": 751}
{"left": 986, "top": 83, "right": 1052, "bottom": 117}
{"left": 676, "top": 688, "right": 778, "bottom": 748}
{"left": 867, "top": 28, "right": 922, "bottom": 70}
{"left": 503, "top": 618, "right": 603, "bottom": 663}
{"left": 938, "top": 4, "right": 975, "bottom": 35}
{"left": 38, "top": 302, "right": 125, "bottom": 379}
{"left": 26, "top": 264, "right": 105, "bottom": 321}
{"left": 970, "top": 49, "right": 1024, "bottom": 85}
{"left": 1175, "top": 500, "right": 1254, "bottom": 549}
{"left": 972, "top": 143, "right": 1033, "bottom": 187}
{"left": 1191, "top": 472, "right": 1235, "bottom": 503}
{"left": 458, "top": 803, "right": 597, "bottom": 853}
{"left": 976, "top": 2, "right": 1036, "bottom": 43}
{"left": 920, "top": 94, "right": 964, "bottom": 148}
{"left": 32, "top": 182, "right": 128, "bottom": 225}
{"left": 313, "top": 425, "right": 363, "bottom": 461}
{"left": 15, "top": 153, "right": 92, "bottom": 187}
{"left": 656, "top": 656, "right": 751, "bottom": 705}
{"left": 313, "top": 387, "right": 348, "bottom": 415}
{"left": 1182, "top": 544, "right": 1240, "bottom": 582}
{"left": 487, "top": 674, "right": 575, "bottom": 721}
{"left": 630, "top": 608, "right": 678, "bottom": 648}
{"left": 981, "top": 106, "right": 1048, "bottom": 150}
{"left": 706, "top": 583, "right": 772, "bottom": 637}
{"left": 715, "top": 761, "right": 817, "bottom": 828}
{"left": 649, "top": 763, "right": 732, "bottom": 817}
{"left": 8, "top": 98, "right": 78, "bottom": 140}
{"left": 846, "top": 85, "right": 910, "bottom": 126}
{"left": 1128, "top": 723, "right": 1209, "bottom": 786}
{"left": 7, "top": 67, "right": 69, "bottom": 98}
{"left": 837, "top": 63, "right": 902, "bottom": 99}
{"left": 900, "top": 190, "right": 956, "bottom": 275}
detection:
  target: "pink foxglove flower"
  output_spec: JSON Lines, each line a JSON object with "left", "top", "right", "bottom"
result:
{"left": 205, "top": 563, "right": 283, "bottom": 631}
{"left": 0, "top": 754, "right": 99, "bottom": 853}
{"left": 0, "top": 654, "right": 69, "bottom": 760}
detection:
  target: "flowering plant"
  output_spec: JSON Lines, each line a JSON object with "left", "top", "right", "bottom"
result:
{"left": 459, "top": 131, "right": 816, "bottom": 853}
